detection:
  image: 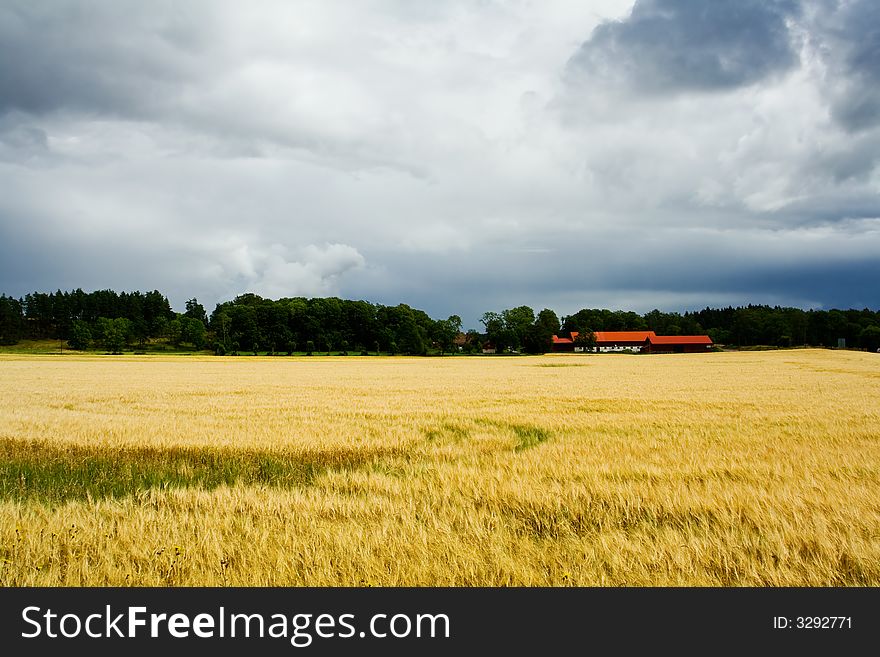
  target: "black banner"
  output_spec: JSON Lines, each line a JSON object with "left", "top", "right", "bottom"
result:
{"left": 0, "top": 587, "right": 875, "bottom": 655}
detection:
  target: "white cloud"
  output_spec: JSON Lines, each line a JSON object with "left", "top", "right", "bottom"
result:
{"left": 189, "top": 237, "right": 366, "bottom": 301}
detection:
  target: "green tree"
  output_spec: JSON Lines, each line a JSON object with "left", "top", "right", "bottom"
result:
{"left": 480, "top": 311, "right": 506, "bottom": 351}
{"left": 859, "top": 325, "right": 880, "bottom": 352}
{"left": 166, "top": 318, "right": 182, "bottom": 347}
{"left": 379, "top": 304, "right": 426, "bottom": 355}
{"left": 144, "top": 290, "right": 174, "bottom": 338}
{"left": 24, "top": 292, "right": 54, "bottom": 338}
{"left": 502, "top": 306, "right": 535, "bottom": 352}
{"left": 574, "top": 329, "right": 597, "bottom": 352}
{"left": 227, "top": 304, "right": 260, "bottom": 352}
{"left": 0, "top": 295, "right": 24, "bottom": 345}
{"left": 432, "top": 315, "right": 462, "bottom": 354}
{"left": 398, "top": 321, "right": 424, "bottom": 355}
{"left": 67, "top": 320, "right": 92, "bottom": 351}
{"left": 98, "top": 317, "right": 131, "bottom": 354}
{"left": 525, "top": 308, "right": 560, "bottom": 353}
{"left": 210, "top": 309, "right": 231, "bottom": 350}
{"left": 707, "top": 327, "right": 732, "bottom": 346}
{"left": 180, "top": 317, "right": 206, "bottom": 350}
{"left": 184, "top": 298, "right": 208, "bottom": 325}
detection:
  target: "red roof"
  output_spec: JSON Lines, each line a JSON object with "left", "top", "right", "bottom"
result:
{"left": 594, "top": 331, "right": 656, "bottom": 343}
{"left": 647, "top": 335, "right": 713, "bottom": 345}
{"left": 551, "top": 335, "right": 573, "bottom": 344}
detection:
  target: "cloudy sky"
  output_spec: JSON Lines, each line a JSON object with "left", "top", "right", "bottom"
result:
{"left": 1, "top": 0, "right": 879, "bottom": 328}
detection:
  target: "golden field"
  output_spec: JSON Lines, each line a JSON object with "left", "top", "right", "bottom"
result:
{"left": 1, "top": 349, "right": 878, "bottom": 586}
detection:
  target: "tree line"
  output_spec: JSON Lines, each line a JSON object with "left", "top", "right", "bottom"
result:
{"left": 208, "top": 293, "right": 461, "bottom": 355}
{"left": 0, "top": 289, "right": 461, "bottom": 355}
{"left": 478, "top": 304, "right": 880, "bottom": 353}
{"left": 1, "top": 289, "right": 879, "bottom": 354}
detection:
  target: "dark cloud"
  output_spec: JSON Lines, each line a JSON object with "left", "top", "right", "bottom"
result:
{"left": 0, "top": 117, "right": 49, "bottom": 163}
{"left": 820, "top": 0, "right": 880, "bottom": 131}
{"left": 779, "top": 195, "right": 880, "bottom": 228}
{"left": 567, "top": 0, "right": 800, "bottom": 94}
{"left": 0, "top": 2, "right": 434, "bottom": 175}
{"left": 0, "top": 2, "right": 198, "bottom": 119}
{"left": 729, "top": 258, "right": 880, "bottom": 310}
{"left": 348, "top": 229, "right": 880, "bottom": 328}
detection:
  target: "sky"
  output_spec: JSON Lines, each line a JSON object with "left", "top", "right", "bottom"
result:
{"left": 1, "top": 0, "right": 879, "bottom": 329}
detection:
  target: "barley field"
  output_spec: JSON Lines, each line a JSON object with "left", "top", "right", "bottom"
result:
{"left": 1, "top": 349, "right": 878, "bottom": 586}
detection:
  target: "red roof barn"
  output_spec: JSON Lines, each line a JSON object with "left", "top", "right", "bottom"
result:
{"left": 551, "top": 334, "right": 575, "bottom": 352}
{"left": 552, "top": 330, "right": 657, "bottom": 352}
{"left": 644, "top": 335, "right": 714, "bottom": 353}
{"left": 593, "top": 331, "right": 656, "bottom": 349}
{"left": 550, "top": 330, "right": 713, "bottom": 353}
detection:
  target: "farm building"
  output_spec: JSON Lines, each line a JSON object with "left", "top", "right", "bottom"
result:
{"left": 551, "top": 330, "right": 713, "bottom": 354}
{"left": 550, "top": 334, "right": 575, "bottom": 352}
{"left": 552, "top": 330, "right": 657, "bottom": 352}
{"left": 593, "top": 331, "right": 656, "bottom": 352}
{"left": 643, "top": 335, "right": 714, "bottom": 353}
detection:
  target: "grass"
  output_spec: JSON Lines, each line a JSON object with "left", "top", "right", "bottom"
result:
{"left": 0, "top": 339, "right": 213, "bottom": 356}
{"left": 0, "top": 349, "right": 878, "bottom": 586}
{"left": 0, "top": 438, "right": 403, "bottom": 503}
{"left": 511, "top": 425, "right": 551, "bottom": 451}
{"left": 0, "top": 340, "right": 441, "bottom": 358}
{"left": 0, "top": 339, "right": 70, "bottom": 355}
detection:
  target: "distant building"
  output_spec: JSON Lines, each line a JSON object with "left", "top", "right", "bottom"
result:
{"left": 643, "top": 335, "right": 714, "bottom": 353}
{"left": 552, "top": 330, "right": 656, "bottom": 352}
{"left": 550, "top": 334, "right": 575, "bottom": 352}
{"left": 550, "top": 330, "right": 713, "bottom": 354}
{"left": 594, "top": 331, "right": 656, "bottom": 352}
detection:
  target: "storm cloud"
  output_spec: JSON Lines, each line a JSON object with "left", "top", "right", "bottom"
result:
{"left": 0, "top": 0, "right": 878, "bottom": 328}
{"left": 567, "top": 0, "right": 800, "bottom": 93}
{"left": 816, "top": 0, "right": 880, "bottom": 131}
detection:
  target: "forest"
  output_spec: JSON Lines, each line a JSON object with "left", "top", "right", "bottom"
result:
{"left": 1, "top": 289, "right": 879, "bottom": 354}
